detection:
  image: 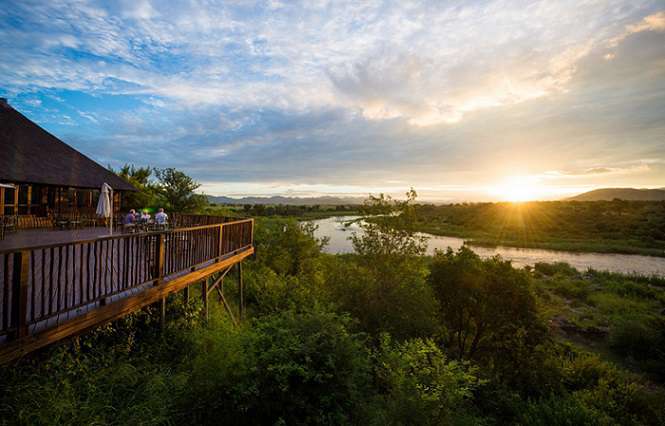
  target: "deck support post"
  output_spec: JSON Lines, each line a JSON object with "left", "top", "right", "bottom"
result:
{"left": 160, "top": 297, "right": 166, "bottom": 329}
{"left": 238, "top": 262, "right": 244, "bottom": 321}
{"left": 201, "top": 279, "right": 209, "bottom": 322}
{"left": 184, "top": 286, "right": 190, "bottom": 304}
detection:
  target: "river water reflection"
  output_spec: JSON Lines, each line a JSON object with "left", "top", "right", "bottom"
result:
{"left": 310, "top": 216, "right": 665, "bottom": 277}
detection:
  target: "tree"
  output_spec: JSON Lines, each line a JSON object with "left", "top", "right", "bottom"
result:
{"left": 154, "top": 168, "right": 207, "bottom": 212}
{"left": 352, "top": 188, "right": 427, "bottom": 259}
{"left": 428, "top": 247, "right": 551, "bottom": 391}
{"left": 429, "top": 247, "right": 546, "bottom": 361}
{"left": 113, "top": 164, "right": 160, "bottom": 209}
{"left": 325, "top": 189, "right": 438, "bottom": 339}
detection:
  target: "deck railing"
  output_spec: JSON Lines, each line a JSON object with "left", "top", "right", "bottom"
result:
{"left": 0, "top": 219, "right": 253, "bottom": 341}
{"left": 170, "top": 213, "right": 230, "bottom": 228}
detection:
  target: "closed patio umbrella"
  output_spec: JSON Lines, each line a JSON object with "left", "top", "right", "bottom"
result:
{"left": 96, "top": 183, "right": 113, "bottom": 234}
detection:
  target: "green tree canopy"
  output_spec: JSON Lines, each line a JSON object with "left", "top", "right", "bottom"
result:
{"left": 429, "top": 247, "right": 547, "bottom": 361}
{"left": 154, "top": 167, "right": 208, "bottom": 212}
{"left": 113, "top": 164, "right": 160, "bottom": 209}
{"left": 324, "top": 189, "right": 438, "bottom": 339}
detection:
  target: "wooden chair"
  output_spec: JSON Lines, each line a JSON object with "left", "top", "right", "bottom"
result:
{"left": 81, "top": 215, "right": 98, "bottom": 228}
{"left": 3, "top": 215, "right": 17, "bottom": 235}
{"left": 55, "top": 216, "right": 69, "bottom": 230}
{"left": 69, "top": 213, "right": 82, "bottom": 229}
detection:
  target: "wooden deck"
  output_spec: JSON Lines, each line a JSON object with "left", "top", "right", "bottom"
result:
{"left": 0, "top": 219, "right": 254, "bottom": 363}
{"left": 0, "top": 227, "right": 121, "bottom": 251}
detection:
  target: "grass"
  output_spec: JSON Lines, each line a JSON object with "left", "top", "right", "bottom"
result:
{"left": 410, "top": 221, "right": 665, "bottom": 257}
{"left": 383, "top": 201, "right": 665, "bottom": 257}
{"left": 532, "top": 262, "right": 665, "bottom": 380}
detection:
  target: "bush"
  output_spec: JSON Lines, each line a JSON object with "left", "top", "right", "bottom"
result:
{"left": 610, "top": 318, "right": 665, "bottom": 381}
{"left": 0, "top": 298, "right": 198, "bottom": 425}
{"left": 366, "top": 336, "right": 482, "bottom": 426}
{"left": 428, "top": 248, "right": 549, "bottom": 372}
{"left": 548, "top": 277, "right": 593, "bottom": 301}
{"left": 534, "top": 262, "right": 579, "bottom": 278}
{"left": 322, "top": 255, "right": 439, "bottom": 339}
{"left": 517, "top": 395, "right": 602, "bottom": 426}
{"left": 560, "top": 350, "right": 665, "bottom": 425}
{"left": 186, "top": 308, "right": 371, "bottom": 425}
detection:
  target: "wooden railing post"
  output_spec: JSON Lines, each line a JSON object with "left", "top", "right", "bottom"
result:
{"left": 155, "top": 234, "right": 165, "bottom": 285}
{"left": 12, "top": 250, "right": 30, "bottom": 339}
{"left": 218, "top": 224, "right": 224, "bottom": 260}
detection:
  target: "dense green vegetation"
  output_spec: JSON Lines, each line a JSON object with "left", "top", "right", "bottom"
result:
{"left": 215, "top": 203, "right": 360, "bottom": 219}
{"left": 382, "top": 200, "right": 665, "bottom": 256}
{"left": 533, "top": 262, "right": 665, "bottom": 381}
{"left": 114, "top": 165, "right": 208, "bottom": 212}
{"left": 2, "top": 193, "right": 664, "bottom": 425}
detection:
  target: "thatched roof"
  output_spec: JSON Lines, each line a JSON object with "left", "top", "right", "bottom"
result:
{"left": 0, "top": 100, "right": 135, "bottom": 191}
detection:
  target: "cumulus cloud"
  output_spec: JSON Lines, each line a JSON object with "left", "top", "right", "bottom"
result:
{"left": 609, "top": 11, "right": 665, "bottom": 46}
{"left": 1, "top": 0, "right": 664, "bottom": 199}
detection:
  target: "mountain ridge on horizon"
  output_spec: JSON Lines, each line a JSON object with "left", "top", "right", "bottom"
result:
{"left": 207, "top": 195, "right": 366, "bottom": 205}
{"left": 207, "top": 187, "right": 665, "bottom": 205}
{"left": 567, "top": 187, "right": 665, "bottom": 201}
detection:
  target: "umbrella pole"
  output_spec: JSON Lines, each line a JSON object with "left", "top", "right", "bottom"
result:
{"left": 110, "top": 188, "right": 113, "bottom": 235}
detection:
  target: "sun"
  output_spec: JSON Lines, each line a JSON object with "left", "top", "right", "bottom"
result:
{"left": 489, "top": 176, "right": 543, "bottom": 202}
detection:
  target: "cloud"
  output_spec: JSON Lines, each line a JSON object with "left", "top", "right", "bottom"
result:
{"left": 1, "top": 1, "right": 664, "bottom": 199}
{"left": 1, "top": 1, "right": 659, "bottom": 119}
{"left": 609, "top": 11, "right": 665, "bottom": 46}
{"left": 24, "top": 98, "right": 42, "bottom": 107}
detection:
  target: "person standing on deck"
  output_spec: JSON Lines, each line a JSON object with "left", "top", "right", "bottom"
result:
{"left": 155, "top": 208, "right": 168, "bottom": 225}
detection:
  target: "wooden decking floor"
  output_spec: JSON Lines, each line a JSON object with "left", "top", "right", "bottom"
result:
{"left": 1, "top": 227, "right": 116, "bottom": 251}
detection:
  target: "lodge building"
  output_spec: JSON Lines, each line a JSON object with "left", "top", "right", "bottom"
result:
{"left": 0, "top": 98, "right": 135, "bottom": 219}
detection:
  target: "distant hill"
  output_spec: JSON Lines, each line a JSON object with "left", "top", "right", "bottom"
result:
{"left": 208, "top": 195, "right": 365, "bottom": 206}
{"left": 568, "top": 188, "right": 665, "bottom": 201}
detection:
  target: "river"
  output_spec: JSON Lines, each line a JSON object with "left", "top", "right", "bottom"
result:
{"left": 310, "top": 216, "right": 665, "bottom": 277}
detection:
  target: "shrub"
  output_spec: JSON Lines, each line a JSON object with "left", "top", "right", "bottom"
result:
{"left": 517, "top": 395, "right": 603, "bottom": 426}
{"left": 610, "top": 318, "right": 665, "bottom": 381}
{"left": 560, "top": 350, "right": 665, "bottom": 425}
{"left": 0, "top": 299, "right": 197, "bottom": 425}
{"left": 534, "top": 262, "right": 579, "bottom": 278}
{"left": 186, "top": 308, "right": 371, "bottom": 425}
{"left": 366, "top": 336, "right": 482, "bottom": 426}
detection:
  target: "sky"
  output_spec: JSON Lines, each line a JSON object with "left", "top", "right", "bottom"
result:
{"left": 1, "top": 0, "right": 664, "bottom": 202}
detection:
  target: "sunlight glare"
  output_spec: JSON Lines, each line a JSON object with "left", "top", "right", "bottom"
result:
{"left": 489, "top": 176, "right": 543, "bottom": 202}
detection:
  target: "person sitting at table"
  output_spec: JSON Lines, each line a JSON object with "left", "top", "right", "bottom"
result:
{"left": 140, "top": 210, "right": 151, "bottom": 223}
{"left": 155, "top": 208, "right": 168, "bottom": 225}
{"left": 123, "top": 209, "right": 137, "bottom": 231}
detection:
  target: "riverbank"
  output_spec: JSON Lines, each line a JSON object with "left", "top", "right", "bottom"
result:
{"left": 385, "top": 201, "right": 665, "bottom": 258}
{"left": 311, "top": 216, "right": 665, "bottom": 277}
{"left": 415, "top": 223, "right": 665, "bottom": 258}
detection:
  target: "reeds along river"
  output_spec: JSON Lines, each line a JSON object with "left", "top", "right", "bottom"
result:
{"left": 310, "top": 216, "right": 665, "bottom": 278}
